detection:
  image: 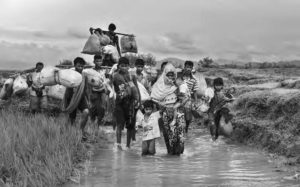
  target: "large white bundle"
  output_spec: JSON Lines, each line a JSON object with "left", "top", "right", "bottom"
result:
{"left": 102, "top": 45, "right": 119, "bottom": 63}
{"left": 58, "top": 69, "right": 82, "bottom": 88}
{"left": 193, "top": 87, "right": 215, "bottom": 113}
{"left": 47, "top": 85, "right": 66, "bottom": 100}
{"left": 82, "top": 68, "right": 103, "bottom": 87}
{"left": 0, "top": 78, "right": 14, "bottom": 99}
{"left": 40, "top": 66, "right": 59, "bottom": 86}
{"left": 137, "top": 81, "right": 150, "bottom": 101}
{"left": 40, "top": 66, "right": 82, "bottom": 88}
{"left": 13, "top": 75, "right": 28, "bottom": 95}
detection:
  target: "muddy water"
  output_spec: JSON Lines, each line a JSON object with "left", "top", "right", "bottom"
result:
{"left": 64, "top": 128, "right": 299, "bottom": 187}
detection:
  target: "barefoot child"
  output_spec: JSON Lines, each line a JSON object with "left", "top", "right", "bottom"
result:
{"left": 137, "top": 100, "right": 161, "bottom": 155}
{"left": 208, "top": 77, "right": 234, "bottom": 141}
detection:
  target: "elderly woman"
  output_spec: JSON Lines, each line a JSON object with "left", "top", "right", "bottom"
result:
{"left": 151, "top": 63, "right": 189, "bottom": 155}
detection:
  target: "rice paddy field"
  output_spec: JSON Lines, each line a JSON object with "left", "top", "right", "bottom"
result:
{"left": 0, "top": 67, "right": 299, "bottom": 186}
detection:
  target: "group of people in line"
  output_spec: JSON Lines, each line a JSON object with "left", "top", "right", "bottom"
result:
{"left": 25, "top": 23, "right": 235, "bottom": 156}
{"left": 26, "top": 54, "right": 234, "bottom": 156}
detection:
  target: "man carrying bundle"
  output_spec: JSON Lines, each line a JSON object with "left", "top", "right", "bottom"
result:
{"left": 103, "top": 23, "right": 121, "bottom": 57}
{"left": 63, "top": 57, "right": 90, "bottom": 140}
{"left": 113, "top": 57, "right": 140, "bottom": 149}
{"left": 27, "top": 62, "right": 48, "bottom": 114}
{"left": 89, "top": 55, "right": 108, "bottom": 127}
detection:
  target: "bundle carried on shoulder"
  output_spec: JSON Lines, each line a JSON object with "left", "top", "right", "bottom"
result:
{"left": 120, "top": 35, "right": 138, "bottom": 53}
{"left": 82, "top": 68, "right": 104, "bottom": 87}
{"left": 46, "top": 85, "right": 66, "bottom": 100}
{"left": 13, "top": 75, "right": 28, "bottom": 95}
{"left": 82, "top": 27, "right": 112, "bottom": 55}
{"left": 40, "top": 66, "right": 82, "bottom": 88}
{"left": 82, "top": 34, "right": 102, "bottom": 55}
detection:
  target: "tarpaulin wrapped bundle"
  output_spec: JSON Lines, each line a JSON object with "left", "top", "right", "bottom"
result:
{"left": 82, "top": 68, "right": 104, "bottom": 87}
{"left": 40, "top": 66, "right": 82, "bottom": 88}
{"left": 13, "top": 75, "right": 28, "bottom": 95}
{"left": 46, "top": 85, "right": 66, "bottom": 100}
{"left": 120, "top": 35, "right": 138, "bottom": 53}
{"left": 0, "top": 78, "right": 14, "bottom": 100}
{"left": 81, "top": 34, "right": 102, "bottom": 55}
{"left": 102, "top": 45, "right": 120, "bottom": 63}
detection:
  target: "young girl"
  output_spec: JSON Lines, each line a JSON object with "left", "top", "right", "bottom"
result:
{"left": 137, "top": 100, "right": 161, "bottom": 155}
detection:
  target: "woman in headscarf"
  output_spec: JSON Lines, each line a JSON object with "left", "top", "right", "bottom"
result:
{"left": 151, "top": 63, "right": 189, "bottom": 155}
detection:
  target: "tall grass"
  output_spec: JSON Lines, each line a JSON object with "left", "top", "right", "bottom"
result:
{"left": 0, "top": 109, "right": 89, "bottom": 186}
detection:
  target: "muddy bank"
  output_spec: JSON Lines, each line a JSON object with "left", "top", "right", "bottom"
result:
{"left": 230, "top": 89, "right": 300, "bottom": 167}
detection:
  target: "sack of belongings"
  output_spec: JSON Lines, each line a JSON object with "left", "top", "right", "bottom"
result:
{"left": 13, "top": 75, "right": 28, "bottom": 95}
{"left": 137, "top": 81, "right": 150, "bottom": 102}
{"left": 219, "top": 115, "right": 233, "bottom": 137}
{"left": 46, "top": 85, "right": 66, "bottom": 100}
{"left": 0, "top": 78, "right": 14, "bottom": 100}
{"left": 192, "top": 87, "right": 214, "bottom": 116}
{"left": 120, "top": 35, "right": 138, "bottom": 53}
{"left": 82, "top": 68, "right": 104, "bottom": 87}
{"left": 40, "top": 66, "right": 82, "bottom": 88}
{"left": 102, "top": 45, "right": 119, "bottom": 63}
{"left": 82, "top": 34, "right": 102, "bottom": 55}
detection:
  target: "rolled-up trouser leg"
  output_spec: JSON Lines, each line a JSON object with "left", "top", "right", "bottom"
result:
{"left": 141, "top": 141, "right": 149, "bottom": 155}
{"left": 116, "top": 125, "right": 122, "bottom": 144}
{"left": 148, "top": 139, "right": 156, "bottom": 155}
{"left": 80, "top": 109, "right": 89, "bottom": 131}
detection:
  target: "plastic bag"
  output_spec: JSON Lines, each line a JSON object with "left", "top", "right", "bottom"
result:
{"left": 120, "top": 35, "right": 138, "bottom": 53}
{"left": 137, "top": 81, "right": 150, "bottom": 102}
{"left": 219, "top": 116, "right": 233, "bottom": 137}
{"left": 81, "top": 34, "right": 102, "bottom": 55}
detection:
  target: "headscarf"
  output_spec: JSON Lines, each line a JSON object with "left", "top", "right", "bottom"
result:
{"left": 150, "top": 63, "right": 177, "bottom": 102}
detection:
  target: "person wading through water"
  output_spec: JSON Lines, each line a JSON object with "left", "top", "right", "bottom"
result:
{"left": 151, "top": 63, "right": 189, "bottom": 155}
{"left": 63, "top": 57, "right": 90, "bottom": 141}
{"left": 89, "top": 55, "right": 109, "bottom": 127}
{"left": 113, "top": 57, "right": 141, "bottom": 150}
{"left": 178, "top": 61, "right": 200, "bottom": 133}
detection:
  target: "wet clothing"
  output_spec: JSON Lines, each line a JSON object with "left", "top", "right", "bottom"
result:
{"left": 151, "top": 64, "right": 188, "bottom": 155}
{"left": 113, "top": 71, "right": 140, "bottom": 147}
{"left": 208, "top": 90, "right": 231, "bottom": 140}
{"left": 89, "top": 68, "right": 108, "bottom": 125}
{"left": 142, "top": 139, "right": 156, "bottom": 155}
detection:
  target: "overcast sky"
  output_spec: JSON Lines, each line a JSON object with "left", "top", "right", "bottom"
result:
{"left": 1, "top": 0, "right": 300, "bottom": 69}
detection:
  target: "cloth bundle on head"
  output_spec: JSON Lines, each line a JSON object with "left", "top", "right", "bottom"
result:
{"left": 150, "top": 63, "right": 177, "bottom": 102}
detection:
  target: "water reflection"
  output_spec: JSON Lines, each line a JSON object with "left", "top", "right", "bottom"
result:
{"left": 63, "top": 128, "right": 298, "bottom": 187}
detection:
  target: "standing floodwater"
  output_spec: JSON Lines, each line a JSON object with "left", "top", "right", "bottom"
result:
{"left": 64, "top": 128, "right": 299, "bottom": 187}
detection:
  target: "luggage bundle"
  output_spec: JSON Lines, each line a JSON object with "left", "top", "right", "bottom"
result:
{"left": 46, "top": 85, "right": 66, "bottom": 100}
{"left": 120, "top": 35, "right": 138, "bottom": 53}
{"left": 82, "top": 29, "right": 111, "bottom": 55}
{"left": 39, "top": 66, "right": 82, "bottom": 88}
{"left": 82, "top": 68, "right": 104, "bottom": 87}
{"left": 13, "top": 75, "right": 28, "bottom": 95}
{"left": 0, "top": 78, "right": 14, "bottom": 100}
